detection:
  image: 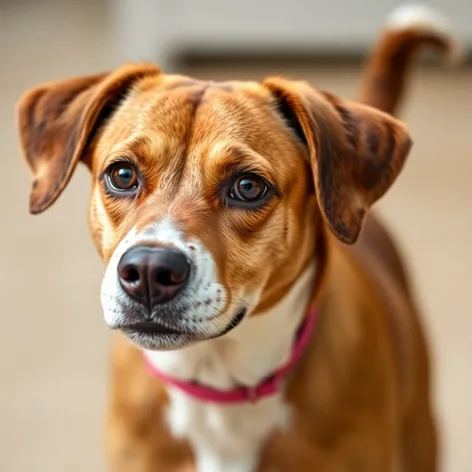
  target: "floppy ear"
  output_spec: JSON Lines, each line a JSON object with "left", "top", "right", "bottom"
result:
{"left": 17, "top": 63, "right": 160, "bottom": 214}
{"left": 263, "top": 77, "right": 412, "bottom": 244}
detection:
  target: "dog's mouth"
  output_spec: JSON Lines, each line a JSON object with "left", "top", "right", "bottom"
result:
{"left": 121, "top": 322, "right": 183, "bottom": 337}
{"left": 115, "top": 307, "right": 247, "bottom": 348}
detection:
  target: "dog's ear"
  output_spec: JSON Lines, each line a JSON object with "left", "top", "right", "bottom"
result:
{"left": 263, "top": 77, "right": 412, "bottom": 244}
{"left": 17, "top": 63, "right": 160, "bottom": 214}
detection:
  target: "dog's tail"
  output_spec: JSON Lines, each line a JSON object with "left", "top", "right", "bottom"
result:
{"left": 358, "top": 4, "right": 461, "bottom": 115}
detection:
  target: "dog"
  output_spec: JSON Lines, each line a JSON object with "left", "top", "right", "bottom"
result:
{"left": 17, "top": 5, "right": 458, "bottom": 472}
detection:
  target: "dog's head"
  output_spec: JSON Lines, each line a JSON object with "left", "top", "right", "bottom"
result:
{"left": 17, "top": 63, "right": 411, "bottom": 350}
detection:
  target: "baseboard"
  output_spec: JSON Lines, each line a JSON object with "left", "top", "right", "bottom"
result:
{"left": 176, "top": 47, "right": 472, "bottom": 70}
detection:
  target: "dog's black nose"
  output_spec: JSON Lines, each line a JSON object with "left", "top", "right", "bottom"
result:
{"left": 118, "top": 246, "right": 190, "bottom": 306}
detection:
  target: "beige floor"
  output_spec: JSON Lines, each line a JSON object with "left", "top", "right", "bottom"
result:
{"left": 0, "top": 1, "right": 471, "bottom": 471}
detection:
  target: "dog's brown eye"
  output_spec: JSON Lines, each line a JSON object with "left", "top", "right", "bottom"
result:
{"left": 107, "top": 164, "right": 139, "bottom": 191}
{"left": 230, "top": 175, "right": 267, "bottom": 202}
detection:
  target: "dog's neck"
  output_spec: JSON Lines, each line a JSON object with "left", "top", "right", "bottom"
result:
{"left": 145, "top": 262, "right": 316, "bottom": 390}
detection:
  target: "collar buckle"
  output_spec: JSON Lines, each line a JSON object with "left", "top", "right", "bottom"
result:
{"left": 245, "top": 385, "right": 260, "bottom": 403}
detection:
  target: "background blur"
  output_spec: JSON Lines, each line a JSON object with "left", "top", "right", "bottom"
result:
{"left": 0, "top": 0, "right": 470, "bottom": 471}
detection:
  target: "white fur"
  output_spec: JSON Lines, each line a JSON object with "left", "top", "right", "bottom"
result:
{"left": 146, "top": 264, "right": 315, "bottom": 472}
{"left": 386, "top": 4, "right": 462, "bottom": 62}
{"left": 387, "top": 4, "right": 451, "bottom": 33}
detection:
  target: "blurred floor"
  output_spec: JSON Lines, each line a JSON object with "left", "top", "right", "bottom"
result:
{"left": 0, "top": 1, "right": 471, "bottom": 471}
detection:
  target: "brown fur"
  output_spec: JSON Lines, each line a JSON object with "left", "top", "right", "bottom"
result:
{"left": 15, "top": 20, "right": 452, "bottom": 472}
{"left": 359, "top": 27, "right": 457, "bottom": 115}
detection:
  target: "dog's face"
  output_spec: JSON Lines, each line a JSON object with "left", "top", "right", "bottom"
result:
{"left": 17, "top": 63, "right": 412, "bottom": 350}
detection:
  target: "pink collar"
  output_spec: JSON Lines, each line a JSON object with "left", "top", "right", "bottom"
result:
{"left": 143, "top": 307, "right": 318, "bottom": 404}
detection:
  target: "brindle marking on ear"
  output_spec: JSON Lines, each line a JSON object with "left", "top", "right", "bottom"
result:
{"left": 332, "top": 103, "right": 360, "bottom": 150}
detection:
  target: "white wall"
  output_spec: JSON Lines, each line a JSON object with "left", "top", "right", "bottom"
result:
{"left": 111, "top": 0, "right": 471, "bottom": 68}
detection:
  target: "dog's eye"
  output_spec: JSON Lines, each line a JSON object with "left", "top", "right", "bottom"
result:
{"left": 229, "top": 174, "right": 268, "bottom": 202}
{"left": 106, "top": 163, "right": 139, "bottom": 191}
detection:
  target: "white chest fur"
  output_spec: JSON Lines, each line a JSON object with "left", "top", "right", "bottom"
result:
{"left": 145, "top": 265, "right": 315, "bottom": 472}
{"left": 168, "top": 390, "right": 290, "bottom": 472}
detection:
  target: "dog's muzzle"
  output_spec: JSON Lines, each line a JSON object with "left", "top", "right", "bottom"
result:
{"left": 102, "top": 232, "right": 249, "bottom": 350}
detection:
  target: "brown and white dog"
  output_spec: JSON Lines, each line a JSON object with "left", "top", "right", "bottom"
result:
{"left": 17, "top": 5, "right": 458, "bottom": 472}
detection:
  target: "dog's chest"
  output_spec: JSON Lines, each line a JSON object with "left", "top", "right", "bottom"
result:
{"left": 166, "top": 388, "right": 291, "bottom": 472}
